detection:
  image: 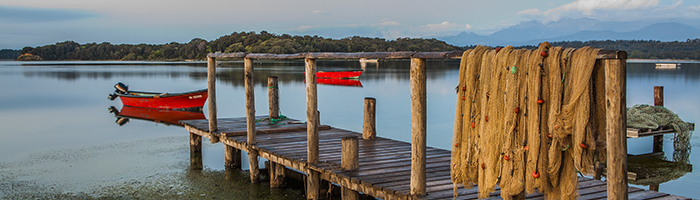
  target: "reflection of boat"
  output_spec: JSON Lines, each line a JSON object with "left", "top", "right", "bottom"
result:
{"left": 108, "top": 106, "right": 205, "bottom": 126}
{"left": 108, "top": 82, "right": 207, "bottom": 110}
{"left": 316, "top": 78, "right": 363, "bottom": 87}
{"left": 305, "top": 70, "right": 363, "bottom": 79}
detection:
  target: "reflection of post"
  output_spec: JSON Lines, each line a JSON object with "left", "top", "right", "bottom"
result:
{"left": 245, "top": 57, "right": 260, "bottom": 183}
{"left": 410, "top": 57, "right": 427, "bottom": 197}
{"left": 189, "top": 132, "right": 203, "bottom": 170}
{"left": 653, "top": 86, "right": 664, "bottom": 153}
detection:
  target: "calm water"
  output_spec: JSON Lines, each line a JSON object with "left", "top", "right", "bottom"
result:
{"left": 0, "top": 60, "right": 698, "bottom": 199}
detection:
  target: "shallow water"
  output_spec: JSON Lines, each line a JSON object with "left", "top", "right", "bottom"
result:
{"left": 0, "top": 60, "right": 698, "bottom": 199}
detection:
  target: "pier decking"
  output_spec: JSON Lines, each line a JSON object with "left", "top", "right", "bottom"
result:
{"left": 181, "top": 116, "right": 690, "bottom": 200}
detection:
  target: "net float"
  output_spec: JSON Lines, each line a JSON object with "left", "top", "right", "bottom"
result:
{"left": 537, "top": 99, "right": 545, "bottom": 104}
{"left": 514, "top": 107, "right": 520, "bottom": 114}
{"left": 532, "top": 171, "right": 540, "bottom": 178}
{"left": 504, "top": 155, "right": 510, "bottom": 160}
{"left": 540, "top": 51, "right": 548, "bottom": 57}
{"left": 580, "top": 143, "right": 589, "bottom": 149}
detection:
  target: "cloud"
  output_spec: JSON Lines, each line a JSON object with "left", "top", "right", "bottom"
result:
{"left": 0, "top": 6, "right": 97, "bottom": 23}
{"left": 311, "top": 10, "right": 330, "bottom": 15}
{"left": 372, "top": 20, "right": 401, "bottom": 26}
{"left": 465, "top": 24, "right": 473, "bottom": 30}
{"left": 292, "top": 25, "right": 320, "bottom": 32}
{"left": 518, "top": 0, "right": 694, "bottom": 22}
{"left": 420, "top": 21, "right": 460, "bottom": 31}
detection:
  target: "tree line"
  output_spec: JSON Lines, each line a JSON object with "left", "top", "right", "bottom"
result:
{"left": 0, "top": 49, "right": 20, "bottom": 60}
{"left": 11, "top": 31, "right": 700, "bottom": 61}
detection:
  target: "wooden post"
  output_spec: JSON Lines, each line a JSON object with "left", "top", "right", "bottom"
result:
{"left": 363, "top": 97, "right": 377, "bottom": 140}
{"left": 604, "top": 52, "right": 628, "bottom": 200}
{"left": 269, "top": 76, "right": 279, "bottom": 119}
{"left": 342, "top": 136, "right": 359, "bottom": 170}
{"left": 225, "top": 145, "right": 241, "bottom": 169}
{"left": 245, "top": 57, "right": 260, "bottom": 183}
{"left": 207, "top": 57, "right": 217, "bottom": 132}
{"left": 270, "top": 162, "right": 286, "bottom": 188}
{"left": 341, "top": 136, "right": 360, "bottom": 200}
{"left": 409, "top": 57, "right": 427, "bottom": 197}
{"left": 305, "top": 57, "right": 320, "bottom": 200}
{"left": 190, "top": 132, "right": 203, "bottom": 170}
{"left": 653, "top": 86, "right": 664, "bottom": 153}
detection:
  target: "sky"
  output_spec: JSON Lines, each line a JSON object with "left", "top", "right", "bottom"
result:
{"left": 1, "top": 0, "right": 700, "bottom": 49}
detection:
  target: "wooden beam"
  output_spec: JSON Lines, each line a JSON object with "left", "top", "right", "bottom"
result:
{"left": 268, "top": 76, "right": 279, "bottom": 119}
{"left": 604, "top": 51, "right": 628, "bottom": 200}
{"left": 363, "top": 97, "right": 377, "bottom": 140}
{"left": 207, "top": 57, "right": 217, "bottom": 132}
{"left": 244, "top": 57, "right": 259, "bottom": 183}
{"left": 225, "top": 145, "right": 241, "bottom": 169}
{"left": 305, "top": 57, "right": 320, "bottom": 200}
{"left": 206, "top": 50, "right": 622, "bottom": 60}
{"left": 409, "top": 57, "right": 427, "bottom": 197}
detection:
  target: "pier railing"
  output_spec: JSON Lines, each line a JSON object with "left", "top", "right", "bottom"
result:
{"left": 203, "top": 50, "right": 628, "bottom": 199}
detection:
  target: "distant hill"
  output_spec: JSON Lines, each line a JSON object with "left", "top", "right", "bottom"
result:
{"left": 440, "top": 18, "right": 700, "bottom": 47}
{"left": 0, "top": 49, "right": 20, "bottom": 60}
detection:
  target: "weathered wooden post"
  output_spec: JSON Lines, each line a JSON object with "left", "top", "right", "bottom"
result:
{"left": 190, "top": 132, "right": 203, "bottom": 170}
{"left": 305, "top": 57, "right": 320, "bottom": 199}
{"left": 245, "top": 57, "right": 260, "bottom": 183}
{"left": 653, "top": 86, "right": 664, "bottom": 153}
{"left": 207, "top": 57, "right": 218, "bottom": 133}
{"left": 341, "top": 136, "right": 359, "bottom": 200}
{"left": 269, "top": 76, "right": 279, "bottom": 119}
{"left": 224, "top": 145, "right": 241, "bottom": 169}
{"left": 363, "top": 97, "right": 376, "bottom": 140}
{"left": 410, "top": 57, "right": 427, "bottom": 197}
{"left": 604, "top": 51, "right": 628, "bottom": 200}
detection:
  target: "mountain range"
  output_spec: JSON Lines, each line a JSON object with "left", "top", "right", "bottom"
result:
{"left": 439, "top": 18, "right": 700, "bottom": 47}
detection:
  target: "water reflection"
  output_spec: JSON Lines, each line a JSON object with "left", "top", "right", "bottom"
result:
{"left": 108, "top": 106, "right": 206, "bottom": 126}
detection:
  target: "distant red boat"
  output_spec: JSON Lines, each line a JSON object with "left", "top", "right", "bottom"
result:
{"left": 109, "top": 83, "right": 207, "bottom": 110}
{"left": 109, "top": 106, "right": 205, "bottom": 126}
{"left": 305, "top": 70, "right": 363, "bottom": 79}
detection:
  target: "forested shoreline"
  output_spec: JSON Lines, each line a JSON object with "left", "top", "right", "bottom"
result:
{"left": 7, "top": 31, "right": 700, "bottom": 61}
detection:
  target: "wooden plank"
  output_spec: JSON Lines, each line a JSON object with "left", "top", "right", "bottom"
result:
{"left": 206, "top": 50, "right": 618, "bottom": 60}
{"left": 627, "top": 190, "right": 669, "bottom": 200}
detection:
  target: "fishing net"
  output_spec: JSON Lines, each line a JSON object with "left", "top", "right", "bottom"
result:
{"left": 452, "top": 42, "right": 607, "bottom": 199}
{"left": 627, "top": 104, "right": 694, "bottom": 161}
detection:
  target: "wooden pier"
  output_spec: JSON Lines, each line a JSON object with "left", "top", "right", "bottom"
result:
{"left": 179, "top": 50, "right": 693, "bottom": 200}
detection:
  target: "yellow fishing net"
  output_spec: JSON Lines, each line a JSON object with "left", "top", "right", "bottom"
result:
{"left": 451, "top": 42, "right": 607, "bottom": 199}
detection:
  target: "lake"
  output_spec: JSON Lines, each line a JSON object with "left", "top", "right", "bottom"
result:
{"left": 0, "top": 59, "right": 698, "bottom": 199}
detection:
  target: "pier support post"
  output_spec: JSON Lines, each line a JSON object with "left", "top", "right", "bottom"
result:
{"left": 653, "top": 86, "right": 664, "bottom": 153}
{"left": 305, "top": 57, "right": 320, "bottom": 199}
{"left": 603, "top": 52, "right": 628, "bottom": 200}
{"left": 225, "top": 145, "right": 242, "bottom": 169}
{"left": 409, "top": 57, "right": 427, "bottom": 197}
{"left": 269, "top": 76, "right": 279, "bottom": 119}
{"left": 363, "top": 97, "right": 376, "bottom": 140}
{"left": 207, "top": 57, "right": 218, "bottom": 133}
{"left": 341, "top": 136, "right": 360, "bottom": 200}
{"left": 270, "top": 162, "right": 286, "bottom": 188}
{"left": 189, "top": 132, "right": 203, "bottom": 170}
{"left": 245, "top": 57, "right": 260, "bottom": 183}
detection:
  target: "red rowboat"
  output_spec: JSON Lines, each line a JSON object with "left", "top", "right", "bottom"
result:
{"left": 109, "top": 83, "right": 207, "bottom": 110}
{"left": 305, "top": 70, "right": 363, "bottom": 79}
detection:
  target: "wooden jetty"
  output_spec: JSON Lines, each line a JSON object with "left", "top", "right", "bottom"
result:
{"left": 180, "top": 50, "right": 693, "bottom": 200}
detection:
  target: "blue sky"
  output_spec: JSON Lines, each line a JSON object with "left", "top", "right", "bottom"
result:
{"left": 1, "top": 0, "right": 699, "bottom": 49}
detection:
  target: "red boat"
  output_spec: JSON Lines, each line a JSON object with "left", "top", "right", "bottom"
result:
{"left": 109, "top": 106, "right": 205, "bottom": 126}
{"left": 109, "top": 83, "right": 207, "bottom": 110}
{"left": 305, "top": 70, "right": 363, "bottom": 79}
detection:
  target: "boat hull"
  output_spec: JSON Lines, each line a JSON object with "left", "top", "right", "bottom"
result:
{"left": 117, "top": 89, "right": 208, "bottom": 109}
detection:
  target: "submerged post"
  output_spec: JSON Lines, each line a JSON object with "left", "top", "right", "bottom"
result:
{"left": 409, "top": 57, "right": 427, "bottom": 197}
{"left": 363, "top": 97, "right": 377, "bottom": 139}
{"left": 207, "top": 57, "right": 218, "bottom": 132}
{"left": 225, "top": 145, "right": 241, "bottom": 169}
{"left": 653, "top": 86, "right": 664, "bottom": 153}
{"left": 245, "top": 57, "right": 260, "bottom": 183}
{"left": 604, "top": 51, "right": 628, "bottom": 200}
{"left": 305, "top": 57, "right": 320, "bottom": 200}
{"left": 269, "top": 76, "right": 279, "bottom": 119}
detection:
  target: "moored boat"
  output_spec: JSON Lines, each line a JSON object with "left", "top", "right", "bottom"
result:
{"left": 305, "top": 70, "right": 363, "bottom": 79}
{"left": 108, "top": 82, "right": 207, "bottom": 110}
